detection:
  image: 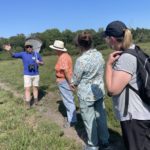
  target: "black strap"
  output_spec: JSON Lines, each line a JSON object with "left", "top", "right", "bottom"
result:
{"left": 123, "top": 84, "right": 140, "bottom": 117}
{"left": 123, "top": 85, "right": 129, "bottom": 117}
{"left": 127, "top": 84, "right": 140, "bottom": 95}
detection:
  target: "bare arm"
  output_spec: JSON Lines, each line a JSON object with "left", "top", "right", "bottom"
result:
{"left": 64, "top": 69, "right": 75, "bottom": 91}
{"left": 64, "top": 69, "right": 71, "bottom": 84}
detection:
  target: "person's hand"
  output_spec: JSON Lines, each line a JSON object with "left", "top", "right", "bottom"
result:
{"left": 3, "top": 44, "right": 12, "bottom": 51}
{"left": 36, "top": 60, "right": 44, "bottom": 65}
{"left": 36, "top": 60, "right": 40, "bottom": 64}
{"left": 70, "top": 84, "right": 76, "bottom": 91}
{"left": 107, "top": 51, "right": 122, "bottom": 65}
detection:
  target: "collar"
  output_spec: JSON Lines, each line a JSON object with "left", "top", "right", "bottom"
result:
{"left": 82, "top": 48, "right": 97, "bottom": 55}
{"left": 129, "top": 44, "right": 135, "bottom": 49}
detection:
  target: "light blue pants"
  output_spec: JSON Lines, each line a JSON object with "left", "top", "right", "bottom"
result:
{"left": 58, "top": 80, "right": 77, "bottom": 123}
{"left": 79, "top": 98, "right": 109, "bottom": 148}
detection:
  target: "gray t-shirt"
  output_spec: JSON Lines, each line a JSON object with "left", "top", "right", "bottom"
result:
{"left": 112, "top": 52, "right": 150, "bottom": 121}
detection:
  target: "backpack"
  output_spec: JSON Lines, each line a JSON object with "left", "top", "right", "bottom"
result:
{"left": 123, "top": 45, "right": 150, "bottom": 116}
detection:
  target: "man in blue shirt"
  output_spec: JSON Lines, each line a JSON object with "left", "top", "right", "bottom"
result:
{"left": 3, "top": 41, "right": 44, "bottom": 109}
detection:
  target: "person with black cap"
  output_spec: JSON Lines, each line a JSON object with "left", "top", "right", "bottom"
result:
{"left": 3, "top": 42, "right": 44, "bottom": 109}
{"left": 104, "top": 20, "right": 150, "bottom": 150}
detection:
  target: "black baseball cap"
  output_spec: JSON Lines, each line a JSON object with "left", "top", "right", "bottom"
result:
{"left": 103, "top": 21, "right": 127, "bottom": 38}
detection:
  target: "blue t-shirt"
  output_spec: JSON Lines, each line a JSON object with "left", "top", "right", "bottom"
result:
{"left": 12, "top": 51, "right": 43, "bottom": 76}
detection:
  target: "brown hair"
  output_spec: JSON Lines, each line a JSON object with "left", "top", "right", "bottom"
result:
{"left": 75, "top": 31, "right": 92, "bottom": 50}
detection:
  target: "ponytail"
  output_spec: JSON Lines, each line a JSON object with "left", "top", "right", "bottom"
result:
{"left": 122, "top": 29, "right": 133, "bottom": 49}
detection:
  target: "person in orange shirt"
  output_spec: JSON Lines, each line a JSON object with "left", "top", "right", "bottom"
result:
{"left": 49, "top": 40, "right": 77, "bottom": 128}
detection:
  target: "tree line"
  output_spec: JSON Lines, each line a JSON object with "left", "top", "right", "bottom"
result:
{"left": 0, "top": 27, "right": 150, "bottom": 58}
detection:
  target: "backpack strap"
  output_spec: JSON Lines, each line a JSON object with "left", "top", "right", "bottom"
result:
{"left": 127, "top": 84, "right": 140, "bottom": 95}
{"left": 123, "top": 84, "right": 140, "bottom": 117}
{"left": 123, "top": 46, "right": 140, "bottom": 117}
{"left": 123, "top": 85, "right": 129, "bottom": 117}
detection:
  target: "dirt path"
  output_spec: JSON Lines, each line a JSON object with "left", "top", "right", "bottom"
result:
{"left": 0, "top": 81, "right": 125, "bottom": 150}
{"left": 0, "top": 82, "right": 85, "bottom": 146}
{"left": 37, "top": 92, "right": 85, "bottom": 145}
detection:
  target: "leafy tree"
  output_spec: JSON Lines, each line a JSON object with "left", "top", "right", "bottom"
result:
{"left": 0, "top": 27, "right": 150, "bottom": 58}
{"left": 62, "top": 29, "right": 75, "bottom": 44}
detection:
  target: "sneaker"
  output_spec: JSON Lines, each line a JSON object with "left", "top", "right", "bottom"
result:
{"left": 101, "top": 143, "right": 113, "bottom": 150}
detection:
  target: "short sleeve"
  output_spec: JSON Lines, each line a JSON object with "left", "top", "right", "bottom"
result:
{"left": 113, "top": 53, "right": 137, "bottom": 75}
{"left": 59, "top": 54, "right": 71, "bottom": 70}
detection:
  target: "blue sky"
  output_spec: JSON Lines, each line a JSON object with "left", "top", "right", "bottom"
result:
{"left": 1, "top": 0, "right": 150, "bottom": 38}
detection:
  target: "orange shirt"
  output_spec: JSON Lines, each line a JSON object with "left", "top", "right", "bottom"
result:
{"left": 55, "top": 53, "right": 73, "bottom": 83}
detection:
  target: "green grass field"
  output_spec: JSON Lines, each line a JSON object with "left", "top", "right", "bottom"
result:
{"left": 0, "top": 55, "right": 83, "bottom": 150}
{"left": 0, "top": 90, "right": 81, "bottom": 150}
{"left": 0, "top": 42, "right": 149, "bottom": 150}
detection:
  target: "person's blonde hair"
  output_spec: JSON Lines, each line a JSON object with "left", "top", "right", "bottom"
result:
{"left": 122, "top": 29, "right": 133, "bottom": 49}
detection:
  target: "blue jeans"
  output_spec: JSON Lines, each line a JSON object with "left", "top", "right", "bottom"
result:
{"left": 58, "top": 80, "right": 77, "bottom": 123}
{"left": 79, "top": 98, "right": 109, "bottom": 148}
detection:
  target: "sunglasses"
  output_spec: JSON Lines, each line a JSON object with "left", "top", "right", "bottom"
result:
{"left": 25, "top": 45, "right": 33, "bottom": 48}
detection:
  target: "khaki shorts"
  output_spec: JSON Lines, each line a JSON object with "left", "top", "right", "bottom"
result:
{"left": 24, "top": 75, "right": 40, "bottom": 88}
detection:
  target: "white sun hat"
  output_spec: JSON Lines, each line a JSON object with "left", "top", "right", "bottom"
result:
{"left": 49, "top": 40, "right": 67, "bottom": 51}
